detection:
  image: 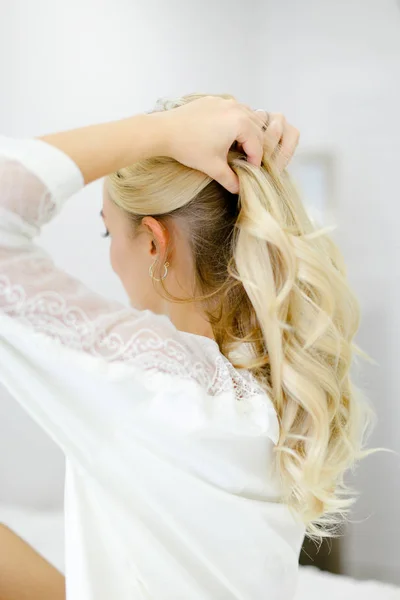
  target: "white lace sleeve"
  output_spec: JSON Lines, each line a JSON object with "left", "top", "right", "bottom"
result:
{"left": 0, "top": 138, "right": 249, "bottom": 392}
{"left": 0, "top": 136, "right": 211, "bottom": 457}
{"left": 0, "top": 136, "right": 189, "bottom": 367}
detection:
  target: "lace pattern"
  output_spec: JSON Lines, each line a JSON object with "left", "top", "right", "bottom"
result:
{"left": 0, "top": 154, "right": 265, "bottom": 403}
{"left": 0, "top": 268, "right": 263, "bottom": 401}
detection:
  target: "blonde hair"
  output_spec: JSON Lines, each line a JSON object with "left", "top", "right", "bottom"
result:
{"left": 107, "top": 93, "right": 371, "bottom": 536}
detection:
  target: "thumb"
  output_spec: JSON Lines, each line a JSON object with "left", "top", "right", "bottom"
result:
{"left": 209, "top": 160, "right": 240, "bottom": 194}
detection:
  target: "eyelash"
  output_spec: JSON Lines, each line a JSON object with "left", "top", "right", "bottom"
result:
{"left": 101, "top": 229, "right": 110, "bottom": 238}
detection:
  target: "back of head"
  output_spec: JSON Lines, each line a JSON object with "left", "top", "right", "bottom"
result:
{"left": 107, "top": 93, "right": 370, "bottom": 537}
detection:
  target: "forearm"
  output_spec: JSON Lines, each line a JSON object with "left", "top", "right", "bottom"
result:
{"left": 0, "top": 523, "right": 65, "bottom": 600}
{"left": 39, "top": 112, "right": 167, "bottom": 185}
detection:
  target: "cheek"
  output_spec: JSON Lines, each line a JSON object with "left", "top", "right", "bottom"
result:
{"left": 109, "top": 237, "right": 129, "bottom": 279}
{"left": 109, "top": 236, "right": 145, "bottom": 291}
{"left": 109, "top": 239, "right": 119, "bottom": 274}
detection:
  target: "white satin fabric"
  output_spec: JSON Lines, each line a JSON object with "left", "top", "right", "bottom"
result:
{"left": 0, "top": 136, "right": 304, "bottom": 599}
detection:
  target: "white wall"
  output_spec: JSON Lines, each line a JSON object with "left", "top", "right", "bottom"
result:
{"left": 258, "top": 0, "right": 400, "bottom": 584}
{"left": 0, "top": 0, "right": 262, "bottom": 508}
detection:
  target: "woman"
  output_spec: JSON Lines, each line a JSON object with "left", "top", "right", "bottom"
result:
{"left": 0, "top": 94, "right": 367, "bottom": 599}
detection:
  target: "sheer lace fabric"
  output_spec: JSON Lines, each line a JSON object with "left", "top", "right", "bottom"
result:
{"left": 0, "top": 156, "right": 271, "bottom": 406}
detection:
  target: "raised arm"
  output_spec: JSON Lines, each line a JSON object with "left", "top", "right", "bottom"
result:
{"left": 38, "top": 96, "right": 268, "bottom": 192}
{"left": 0, "top": 97, "right": 272, "bottom": 361}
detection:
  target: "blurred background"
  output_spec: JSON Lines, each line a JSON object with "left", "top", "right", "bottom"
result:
{"left": 0, "top": 0, "right": 399, "bottom": 588}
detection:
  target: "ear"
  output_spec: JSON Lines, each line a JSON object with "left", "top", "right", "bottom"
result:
{"left": 141, "top": 216, "right": 170, "bottom": 260}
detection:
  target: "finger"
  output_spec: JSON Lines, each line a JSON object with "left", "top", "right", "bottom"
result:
{"left": 236, "top": 109, "right": 268, "bottom": 160}
{"left": 209, "top": 159, "right": 240, "bottom": 194}
{"left": 233, "top": 106, "right": 268, "bottom": 158}
{"left": 253, "top": 109, "right": 269, "bottom": 129}
{"left": 236, "top": 120, "right": 264, "bottom": 166}
{"left": 274, "top": 123, "right": 300, "bottom": 171}
{"left": 262, "top": 115, "right": 285, "bottom": 161}
{"left": 242, "top": 106, "right": 267, "bottom": 129}
{"left": 238, "top": 125, "right": 264, "bottom": 167}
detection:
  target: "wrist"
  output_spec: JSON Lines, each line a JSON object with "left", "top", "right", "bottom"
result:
{"left": 125, "top": 112, "right": 172, "bottom": 162}
{"left": 146, "top": 111, "right": 173, "bottom": 158}
{"left": 39, "top": 112, "right": 174, "bottom": 186}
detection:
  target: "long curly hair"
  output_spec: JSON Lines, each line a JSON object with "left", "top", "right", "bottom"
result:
{"left": 106, "top": 93, "right": 371, "bottom": 536}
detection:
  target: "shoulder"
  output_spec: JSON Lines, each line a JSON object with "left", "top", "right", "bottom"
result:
{"left": 106, "top": 312, "right": 279, "bottom": 442}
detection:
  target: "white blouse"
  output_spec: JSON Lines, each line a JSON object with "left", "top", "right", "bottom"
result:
{"left": 0, "top": 136, "right": 305, "bottom": 600}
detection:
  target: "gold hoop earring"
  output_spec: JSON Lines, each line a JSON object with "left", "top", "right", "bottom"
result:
{"left": 149, "top": 261, "right": 169, "bottom": 282}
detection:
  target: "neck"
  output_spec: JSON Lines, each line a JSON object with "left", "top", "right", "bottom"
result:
{"left": 167, "top": 301, "right": 215, "bottom": 341}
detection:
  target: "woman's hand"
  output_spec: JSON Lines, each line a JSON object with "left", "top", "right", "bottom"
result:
{"left": 261, "top": 111, "right": 301, "bottom": 173}
{"left": 40, "top": 98, "right": 299, "bottom": 190}
{"left": 158, "top": 97, "right": 300, "bottom": 194}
